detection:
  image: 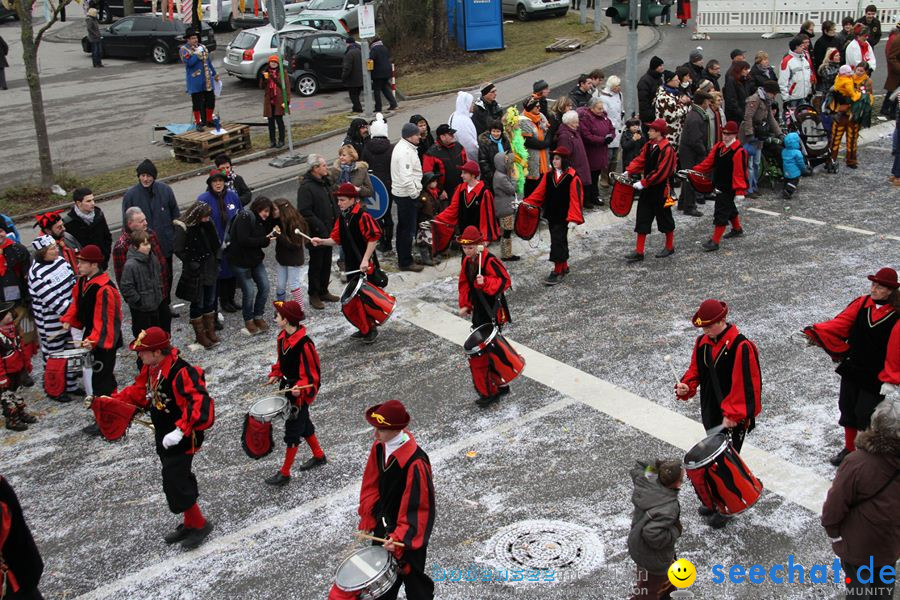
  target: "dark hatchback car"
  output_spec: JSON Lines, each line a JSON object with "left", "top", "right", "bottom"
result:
{"left": 282, "top": 30, "right": 351, "bottom": 96}
{"left": 81, "top": 15, "right": 216, "bottom": 64}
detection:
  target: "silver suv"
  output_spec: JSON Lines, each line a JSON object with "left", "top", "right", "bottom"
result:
{"left": 223, "top": 23, "right": 315, "bottom": 80}
{"left": 501, "top": 0, "right": 569, "bottom": 21}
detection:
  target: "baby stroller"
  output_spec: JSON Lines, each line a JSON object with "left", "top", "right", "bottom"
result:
{"left": 783, "top": 102, "right": 836, "bottom": 173}
{"left": 758, "top": 137, "right": 784, "bottom": 190}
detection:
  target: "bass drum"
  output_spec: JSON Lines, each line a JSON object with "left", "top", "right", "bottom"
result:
{"left": 684, "top": 430, "right": 763, "bottom": 515}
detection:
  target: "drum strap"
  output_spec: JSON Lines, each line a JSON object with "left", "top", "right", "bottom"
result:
{"left": 849, "top": 469, "right": 899, "bottom": 509}
{"left": 469, "top": 262, "right": 501, "bottom": 326}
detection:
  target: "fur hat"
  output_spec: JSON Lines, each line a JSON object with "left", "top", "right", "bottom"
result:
{"left": 369, "top": 113, "right": 388, "bottom": 138}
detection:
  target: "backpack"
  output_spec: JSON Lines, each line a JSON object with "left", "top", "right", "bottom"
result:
{"left": 222, "top": 208, "right": 248, "bottom": 250}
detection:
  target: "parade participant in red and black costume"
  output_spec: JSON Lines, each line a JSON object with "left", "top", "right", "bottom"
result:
{"left": 434, "top": 160, "right": 501, "bottom": 244}
{"left": 622, "top": 119, "right": 677, "bottom": 262}
{"left": 690, "top": 120, "right": 749, "bottom": 252}
{"left": 60, "top": 245, "right": 122, "bottom": 435}
{"left": 310, "top": 183, "right": 383, "bottom": 344}
{"left": 0, "top": 475, "right": 45, "bottom": 600}
{"left": 33, "top": 210, "right": 78, "bottom": 271}
{"left": 803, "top": 267, "right": 900, "bottom": 466}
{"left": 675, "top": 299, "right": 762, "bottom": 529}
{"left": 522, "top": 147, "right": 585, "bottom": 286}
{"left": 0, "top": 301, "right": 37, "bottom": 432}
{"left": 264, "top": 300, "right": 325, "bottom": 487}
{"left": 457, "top": 226, "right": 512, "bottom": 407}
{"left": 328, "top": 399, "right": 435, "bottom": 600}
{"left": 106, "top": 327, "right": 215, "bottom": 550}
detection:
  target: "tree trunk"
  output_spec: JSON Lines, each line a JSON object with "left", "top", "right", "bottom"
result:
{"left": 431, "top": 0, "right": 447, "bottom": 53}
{"left": 124, "top": 0, "right": 134, "bottom": 16}
{"left": 16, "top": 0, "right": 55, "bottom": 187}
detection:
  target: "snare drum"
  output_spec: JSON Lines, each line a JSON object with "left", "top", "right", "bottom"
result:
{"left": 464, "top": 324, "right": 526, "bottom": 385}
{"left": 49, "top": 348, "right": 93, "bottom": 374}
{"left": 684, "top": 431, "right": 763, "bottom": 515}
{"left": 248, "top": 396, "right": 290, "bottom": 422}
{"left": 334, "top": 546, "right": 398, "bottom": 600}
{"left": 341, "top": 277, "right": 396, "bottom": 329}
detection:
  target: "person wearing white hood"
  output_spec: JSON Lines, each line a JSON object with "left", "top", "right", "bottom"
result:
{"left": 449, "top": 91, "right": 479, "bottom": 161}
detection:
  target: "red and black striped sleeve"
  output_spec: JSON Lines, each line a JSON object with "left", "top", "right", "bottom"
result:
{"left": 357, "top": 442, "right": 380, "bottom": 532}
{"left": 173, "top": 364, "right": 215, "bottom": 434}
{"left": 60, "top": 281, "right": 83, "bottom": 328}
{"left": 115, "top": 367, "right": 151, "bottom": 408}
{"left": 479, "top": 189, "right": 501, "bottom": 242}
{"left": 722, "top": 339, "right": 762, "bottom": 424}
{"left": 91, "top": 285, "right": 122, "bottom": 350}
{"left": 643, "top": 142, "right": 677, "bottom": 187}
{"left": 479, "top": 254, "right": 511, "bottom": 296}
{"left": 358, "top": 212, "right": 382, "bottom": 243}
{"left": 567, "top": 174, "right": 585, "bottom": 225}
{"left": 390, "top": 457, "right": 435, "bottom": 557}
{"left": 295, "top": 337, "right": 322, "bottom": 404}
{"left": 329, "top": 219, "right": 342, "bottom": 244}
{"left": 808, "top": 296, "right": 867, "bottom": 359}
{"left": 458, "top": 256, "right": 473, "bottom": 309}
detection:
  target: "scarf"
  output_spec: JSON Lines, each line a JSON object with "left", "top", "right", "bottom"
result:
{"left": 0, "top": 237, "right": 12, "bottom": 277}
{"left": 339, "top": 163, "right": 354, "bottom": 184}
{"left": 663, "top": 84, "right": 680, "bottom": 95}
{"left": 524, "top": 111, "right": 549, "bottom": 174}
{"left": 490, "top": 134, "right": 504, "bottom": 153}
{"left": 225, "top": 170, "right": 238, "bottom": 191}
{"left": 74, "top": 205, "right": 96, "bottom": 225}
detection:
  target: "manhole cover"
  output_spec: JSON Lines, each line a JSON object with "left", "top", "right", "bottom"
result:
{"left": 487, "top": 519, "right": 604, "bottom": 579}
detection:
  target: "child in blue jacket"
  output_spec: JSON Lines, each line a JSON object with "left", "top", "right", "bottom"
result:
{"left": 781, "top": 132, "right": 809, "bottom": 199}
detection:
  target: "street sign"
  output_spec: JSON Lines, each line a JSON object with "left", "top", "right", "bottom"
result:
{"left": 363, "top": 175, "right": 390, "bottom": 220}
{"left": 270, "top": 0, "right": 286, "bottom": 30}
{"left": 358, "top": 3, "right": 376, "bottom": 38}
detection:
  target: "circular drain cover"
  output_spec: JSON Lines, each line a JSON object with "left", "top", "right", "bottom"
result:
{"left": 487, "top": 519, "right": 604, "bottom": 579}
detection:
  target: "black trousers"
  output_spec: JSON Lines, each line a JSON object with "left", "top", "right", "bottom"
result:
{"left": 373, "top": 526, "right": 434, "bottom": 600}
{"left": 190, "top": 91, "right": 215, "bottom": 120}
{"left": 91, "top": 346, "right": 117, "bottom": 397}
{"left": 283, "top": 400, "right": 314, "bottom": 446}
{"left": 347, "top": 86, "right": 362, "bottom": 112}
{"left": 267, "top": 115, "right": 285, "bottom": 143}
{"left": 372, "top": 77, "right": 397, "bottom": 111}
{"left": 634, "top": 187, "right": 675, "bottom": 234}
{"left": 130, "top": 302, "right": 171, "bottom": 337}
{"left": 159, "top": 452, "right": 199, "bottom": 514}
{"left": 217, "top": 276, "right": 237, "bottom": 306}
{"left": 548, "top": 221, "right": 569, "bottom": 263}
{"left": 679, "top": 176, "right": 697, "bottom": 210}
{"left": 838, "top": 376, "right": 884, "bottom": 430}
{"left": 712, "top": 191, "right": 739, "bottom": 226}
{"left": 307, "top": 245, "right": 333, "bottom": 297}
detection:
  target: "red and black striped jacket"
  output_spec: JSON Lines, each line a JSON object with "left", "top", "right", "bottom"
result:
{"left": 692, "top": 140, "right": 749, "bottom": 196}
{"left": 61, "top": 272, "right": 122, "bottom": 350}
{"left": 459, "top": 249, "right": 511, "bottom": 326}
{"left": 358, "top": 433, "right": 435, "bottom": 561}
{"left": 625, "top": 136, "right": 677, "bottom": 189}
{"left": 0, "top": 324, "right": 33, "bottom": 388}
{"left": 117, "top": 348, "right": 215, "bottom": 455}
{"left": 268, "top": 326, "right": 321, "bottom": 405}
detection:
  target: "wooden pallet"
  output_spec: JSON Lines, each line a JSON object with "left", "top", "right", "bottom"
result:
{"left": 545, "top": 38, "right": 582, "bottom": 52}
{"left": 172, "top": 124, "right": 252, "bottom": 163}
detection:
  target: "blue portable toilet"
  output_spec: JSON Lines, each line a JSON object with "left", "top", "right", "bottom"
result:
{"left": 447, "top": 0, "right": 456, "bottom": 39}
{"left": 453, "top": 0, "right": 503, "bottom": 52}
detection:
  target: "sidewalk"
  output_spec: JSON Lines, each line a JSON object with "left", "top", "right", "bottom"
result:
{"left": 17, "top": 22, "right": 659, "bottom": 246}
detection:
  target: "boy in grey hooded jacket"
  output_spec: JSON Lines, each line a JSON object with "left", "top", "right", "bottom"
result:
{"left": 492, "top": 152, "right": 520, "bottom": 262}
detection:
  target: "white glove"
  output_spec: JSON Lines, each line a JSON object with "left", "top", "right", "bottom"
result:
{"left": 632, "top": 181, "right": 644, "bottom": 191}
{"left": 735, "top": 195, "right": 745, "bottom": 202}
{"left": 162, "top": 428, "right": 184, "bottom": 449}
{"left": 621, "top": 171, "right": 629, "bottom": 179}
{"left": 881, "top": 382, "right": 898, "bottom": 396}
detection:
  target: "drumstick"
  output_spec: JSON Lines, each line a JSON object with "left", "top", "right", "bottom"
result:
{"left": 289, "top": 383, "right": 315, "bottom": 394}
{"left": 342, "top": 269, "right": 362, "bottom": 276}
{"left": 476, "top": 245, "right": 484, "bottom": 276}
{"left": 295, "top": 229, "right": 314, "bottom": 242}
{"left": 354, "top": 532, "right": 405, "bottom": 548}
{"left": 663, "top": 355, "right": 680, "bottom": 385}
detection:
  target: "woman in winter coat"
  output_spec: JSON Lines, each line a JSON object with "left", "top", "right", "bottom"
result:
{"left": 226, "top": 196, "right": 275, "bottom": 335}
{"left": 576, "top": 98, "right": 615, "bottom": 208}
{"left": 822, "top": 396, "right": 900, "bottom": 599}
{"left": 477, "top": 120, "right": 511, "bottom": 188}
{"left": 521, "top": 95, "right": 552, "bottom": 197}
{"left": 272, "top": 199, "right": 308, "bottom": 304}
{"left": 173, "top": 201, "right": 221, "bottom": 349}
{"left": 409, "top": 114, "right": 434, "bottom": 161}
{"left": 27, "top": 236, "right": 77, "bottom": 402}
{"left": 197, "top": 169, "right": 242, "bottom": 314}
{"left": 342, "top": 118, "right": 369, "bottom": 158}
{"left": 260, "top": 55, "right": 290, "bottom": 148}
{"left": 547, "top": 96, "right": 574, "bottom": 150}
{"left": 362, "top": 114, "right": 394, "bottom": 252}
{"left": 329, "top": 144, "right": 374, "bottom": 198}
{"left": 723, "top": 60, "right": 752, "bottom": 123}
{"left": 448, "top": 90, "right": 479, "bottom": 160}
{"left": 654, "top": 70, "right": 691, "bottom": 147}
{"left": 492, "top": 152, "right": 519, "bottom": 262}
{"left": 749, "top": 51, "right": 778, "bottom": 93}
{"left": 119, "top": 230, "right": 165, "bottom": 339}
{"left": 597, "top": 76, "right": 625, "bottom": 180}
{"left": 554, "top": 111, "right": 591, "bottom": 205}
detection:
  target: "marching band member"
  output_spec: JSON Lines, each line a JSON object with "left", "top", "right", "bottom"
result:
{"left": 521, "top": 147, "right": 584, "bottom": 286}
{"left": 457, "top": 226, "right": 512, "bottom": 407}
{"left": 622, "top": 119, "right": 677, "bottom": 262}
{"left": 690, "top": 120, "right": 749, "bottom": 252}
{"left": 675, "top": 299, "right": 761, "bottom": 529}
{"left": 328, "top": 399, "right": 435, "bottom": 600}
{"left": 60, "top": 244, "right": 122, "bottom": 434}
{"left": 803, "top": 268, "right": 900, "bottom": 466}
{"left": 310, "top": 183, "right": 383, "bottom": 344}
{"left": 264, "top": 300, "right": 326, "bottom": 487}
{"left": 0, "top": 301, "right": 37, "bottom": 431}
{"left": 434, "top": 160, "right": 501, "bottom": 243}
{"left": 105, "top": 327, "right": 215, "bottom": 549}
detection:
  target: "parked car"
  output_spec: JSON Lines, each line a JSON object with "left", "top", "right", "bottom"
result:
{"left": 286, "top": 12, "right": 349, "bottom": 33}
{"left": 226, "top": 0, "right": 310, "bottom": 29}
{"left": 501, "top": 0, "right": 568, "bottom": 21}
{"left": 223, "top": 23, "right": 315, "bottom": 80}
{"left": 0, "top": 4, "right": 19, "bottom": 21}
{"left": 97, "top": 0, "right": 153, "bottom": 23}
{"left": 283, "top": 30, "right": 351, "bottom": 96}
{"left": 297, "top": 0, "right": 379, "bottom": 31}
{"left": 81, "top": 14, "right": 217, "bottom": 64}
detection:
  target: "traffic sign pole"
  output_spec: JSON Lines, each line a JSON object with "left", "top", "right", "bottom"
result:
{"left": 268, "top": 0, "right": 305, "bottom": 169}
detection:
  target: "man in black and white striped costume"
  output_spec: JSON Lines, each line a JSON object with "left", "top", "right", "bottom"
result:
{"left": 26, "top": 235, "right": 79, "bottom": 403}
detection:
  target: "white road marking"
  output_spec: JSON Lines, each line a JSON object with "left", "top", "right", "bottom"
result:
{"left": 789, "top": 216, "right": 826, "bottom": 226}
{"left": 748, "top": 208, "right": 781, "bottom": 216}
{"left": 403, "top": 302, "right": 832, "bottom": 515}
{"left": 833, "top": 225, "right": 876, "bottom": 236}
{"left": 884, "top": 235, "right": 900, "bottom": 242}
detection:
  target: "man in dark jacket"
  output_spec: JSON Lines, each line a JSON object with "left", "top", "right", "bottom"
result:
{"left": 822, "top": 396, "right": 899, "bottom": 599}
{"left": 63, "top": 187, "right": 113, "bottom": 270}
{"left": 569, "top": 73, "right": 593, "bottom": 108}
{"left": 472, "top": 82, "right": 503, "bottom": 135}
{"left": 297, "top": 154, "right": 339, "bottom": 310}
{"left": 813, "top": 20, "right": 842, "bottom": 71}
{"left": 423, "top": 124, "right": 468, "bottom": 200}
{"left": 361, "top": 115, "right": 394, "bottom": 252}
{"left": 678, "top": 91, "right": 713, "bottom": 217}
{"left": 681, "top": 48, "right": 705, "bottom": 92}
{"left": 699, "top": 59, "right": 722, "bottom": 92}
{"left": 856, "top": 4, "right": 883, "bottom": 47}
{"left": 342, "top": 38, "right": 364, "bottom": 113}
{"left": 369, "top": 37, "right": 398, "bottom": 113}
{"left": 637, "top": 56, "right": 665, "bottom": 126}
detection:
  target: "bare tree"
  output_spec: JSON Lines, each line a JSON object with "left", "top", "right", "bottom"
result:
{"left": 13, "top": 0, "right": 71, "bottom": 187}
{"left": 431, "top": 0, "right": 447, "bottom": 53}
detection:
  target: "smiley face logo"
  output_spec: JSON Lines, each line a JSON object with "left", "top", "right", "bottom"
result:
{"left": 668, "top": 558, "right": 697, "bottom": 588}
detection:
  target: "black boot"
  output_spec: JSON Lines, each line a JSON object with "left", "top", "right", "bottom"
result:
{"left": 2, "top": 401, "right": 27, "bottom": 431}
{"left": 181, "top": 521, "right": 214, "bottom": 550}
{"left": 298, "top": 455, "right": 327, "bottom": 471}
{"left": 164, "top": 524, "right": 191, "bottom": 544}
{"left": 265, "top": 472, "right": 291, "bottom": 486}
{"left": 15, "top": 401, "right": 37, "bottom": 424}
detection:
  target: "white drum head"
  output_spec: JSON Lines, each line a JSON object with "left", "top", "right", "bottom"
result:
{"left": 334, "top": 546, "right": 394, "bottom": 591}
{"left": 248, "top": 396, "right": 288, "bottom": 421}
